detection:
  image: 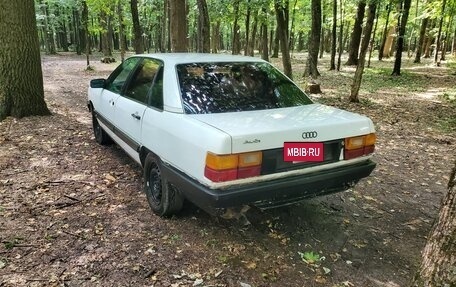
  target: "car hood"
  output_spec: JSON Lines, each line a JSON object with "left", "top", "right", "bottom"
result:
{"left": 188, "top": 104, "right": 375, "bottom": 153}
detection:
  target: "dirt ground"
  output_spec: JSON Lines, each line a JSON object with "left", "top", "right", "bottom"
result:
{"left": 0, "top": 53, "right": 455, "bottom": 287}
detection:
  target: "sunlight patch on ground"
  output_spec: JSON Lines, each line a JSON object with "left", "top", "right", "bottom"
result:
{"left": 415, "top": 88, "right": 445, "bottom": 101}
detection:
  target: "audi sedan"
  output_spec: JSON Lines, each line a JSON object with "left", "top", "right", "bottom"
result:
{"left": 87, "top": 53, "right": 376, "bottom": 216}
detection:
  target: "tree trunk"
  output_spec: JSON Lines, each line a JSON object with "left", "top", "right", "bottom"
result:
{"left": 131, "top": 0, "right": 144, "bottom": 54}
{"left": 261, "top": 10, "right": 269, "bottom": 61}
{"left": 414, "top": 17, "right": 429, "bottom": 63}
{"left": 118, "top": 1, "right": 126, "bottom": 62}
{"left": 350, "top": 3, "right": 376, "bottom": 102}
{"left": 345, "top": 1, "right": 366, "bottom": 65}
{"left": 367, "top": 4, "right": 380, "bottom": 68}
{"left": 0, "top": 0, "right": 51, "bottom": 121}
{"left": 330, "top": 0, "right": 337, "bottom": 70}
{"left": 275, "top": 0, "right": 293, "bottom": 79}
{"left": 319, "top": 1, "right": 326, "bottom": 59}
{"left": 440, "top": 17, "right": 453, "bottom": 61}
{"left": 56, "top": 7, "right": 69, "bottom": 52}
{"left": 451, "top": 28, "right": 456, "bottom": 56}
{"left": 407, "top": 0, "right": 420, "bottom": 57}
{"left": 411, "top": 159, "right": 456, "bottom": 287}
{"left": 211, "top": 21, "right": 220, "bottom": 53}
{"left": 305, "top": 0, "right": 321, "bottom": 78}
{"left": 41, "top": 0, "right": 57, "bottom": 55}
{"left": 244, "top": 1, "right": 251, "bottom": 56}
{"left": 392, "top": 0, "right": 412, "bottom": 76}
{"left": 196, "top": 0, "right": 210, "bottom": 53}
{"left": 100, "top": 12, "right": 111, "bottom": 57}
{"left": 434, "top": 0, "right": 447, "bottom": 63}
{"left": 170, "top": 0, "right": 187, "bottom": 52}
{"left": 379, "top": 0, "right": 392, "bottom": 61}
{"left": 249, "top": 14, "right": 258, "bottom": 56}
{"left": 336, "top": 0, "right": 344, "bottom": 71}
{"left": 73, "top": 8, "right": 82, "bottom": 55}
{"left": 272, "top": 26, "right": 279, "bottom": 58}
{"left": 232, "top": 0, "right": 241, "bottom": 54}
{"left": 289, "top": 0, "right": 298, "bottom": 53}
{"left": 81, "top": 0, "right": 90, "bottom": 67}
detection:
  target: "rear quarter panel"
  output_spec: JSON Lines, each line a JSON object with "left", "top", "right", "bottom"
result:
{"left": 141, "top": 109, "right": 232, "bottom": 185}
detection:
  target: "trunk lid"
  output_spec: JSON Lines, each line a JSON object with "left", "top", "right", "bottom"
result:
{"left": 188, "top": 104, "right": 374, "bottom": 153}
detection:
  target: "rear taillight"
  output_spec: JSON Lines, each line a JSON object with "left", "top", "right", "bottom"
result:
{"left": 205, "top": 151, "right": 262, "bottom": 182}
{"left": 344, "top": 133, "right": 376, "bottom": 160}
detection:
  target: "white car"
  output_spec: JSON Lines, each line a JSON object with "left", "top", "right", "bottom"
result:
{"left": 88, "top": 53, "right": 376, "bottom": 216}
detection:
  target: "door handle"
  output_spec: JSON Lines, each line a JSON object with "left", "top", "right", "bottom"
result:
{"left": 131, "top": 113, "right": 141, "bottom": 120}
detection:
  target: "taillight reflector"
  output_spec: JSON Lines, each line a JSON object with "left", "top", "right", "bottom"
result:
{"left": 344, "top": 133, "right": 376, "bottom": 160}
{"left": 205, "top": 151, "right": 262, "bottom": 182}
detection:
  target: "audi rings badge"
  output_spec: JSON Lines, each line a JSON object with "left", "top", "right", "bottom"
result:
{"left": 302, "top": 131, "right": 318, "bottom": 139}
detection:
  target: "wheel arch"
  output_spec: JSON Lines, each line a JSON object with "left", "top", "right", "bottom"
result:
{"left": 140, "top": 146, "right": 156, "bottom": 167}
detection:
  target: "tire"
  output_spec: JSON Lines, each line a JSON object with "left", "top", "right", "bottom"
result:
{"left": 92, "top": 113, "right": 112, "bottom": 145}
{"left": 143, "top": 154, "right": 184, "bottom": 217}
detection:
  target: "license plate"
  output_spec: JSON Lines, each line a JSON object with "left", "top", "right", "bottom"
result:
{"left": 283, "top": 142, "right": 324, "bottom": 162}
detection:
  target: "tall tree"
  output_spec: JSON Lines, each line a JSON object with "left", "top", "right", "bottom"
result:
{"left": 379, "top": 0, "right": 392, "bottom": 61}
{"left": 261, "top": 7, "right": 269, "bottom": 61}
{"left": 337, "top": 0, "right": 344, "bottom": 71}
{"left": 0, "top": 0, "right": 50, "bottom": 121}
{"left": 118, "top": 0, "right": 126, "bottom": 62}
{"left": 244, "top": 0, "right": 251, "bottom": 56}
{"left": 131, "top": 0, "right": 144, "bottom": 54}
{"left": 350, "top": 2, "right": 377, "bottom": 102}
{"left": 411, "top": 159, "right": 456, "bottom": 287}
{"left": 330, "top": 0, "right": 337, "bottom": 70}
{"left": 345, "top": 0, "right": 366, "bottom": 65}
{"left": 81, "top": 0, "right": 90, "bottom": 67}
{"left": 367, "top": 3, "right": 380, "bottom": 68}
{"left": 197, "top": 0, "right": 210, "bottom": 53}
{"left": 305, "top": 0, "right": 322, "bottom": 78}
{"left": 232, "top": 0, "right": 241, "bottom": 54}
{"left": 169, "top": 0, "right": 187, "bottom": 52}
{"left": 434, "top": 0, "right": 447, "bottom": 63}
{"left": 275, "top": 0, "right": 293, "bottom": 79}
{"left": 414, "top": 16, "right": 429, "bottom": 63}
{"left": 391, "top": 0, "right": 412, "bottom": 76}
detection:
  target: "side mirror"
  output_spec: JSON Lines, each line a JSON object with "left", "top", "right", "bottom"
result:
{"left": 90, "top": 78, "right": 106, "bottom": 89}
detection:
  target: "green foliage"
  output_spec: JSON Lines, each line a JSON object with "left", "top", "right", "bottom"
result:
{"left": 298, "top": 251, "right": 321, "bottom": 264}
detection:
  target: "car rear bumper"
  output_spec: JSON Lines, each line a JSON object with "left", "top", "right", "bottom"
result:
{"left": 162, "top": 160, "right": 376, "bottom": 214}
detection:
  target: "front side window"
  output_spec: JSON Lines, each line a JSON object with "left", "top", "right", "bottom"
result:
{"left": 105, "top": 57, "right": 141, "bottom": 94}
{"left": 177, "top": 62, "right": 313, "bottom": 114}
{"left": 124, "top": 59, "right": 160, "bottom": 104}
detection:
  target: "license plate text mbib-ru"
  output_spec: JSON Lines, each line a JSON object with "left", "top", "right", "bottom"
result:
{"left": 283, "top": 142, "right": 324, "bottom": 162}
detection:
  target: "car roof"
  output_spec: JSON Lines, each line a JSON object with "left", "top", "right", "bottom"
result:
{"left": 134, "top": 53, "right": 268, "bottom": 66}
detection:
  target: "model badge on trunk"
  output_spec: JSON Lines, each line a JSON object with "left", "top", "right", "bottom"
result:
{"left": 302, "top": 131, "right": 318, "bottom": 139}
{"left": 243, "top": 139, "right": 261, "bottom": 144}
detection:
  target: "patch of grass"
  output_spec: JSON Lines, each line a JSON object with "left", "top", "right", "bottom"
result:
{"left": 362, "top": 68, "right": 428, "bottom": 93}
{"left": 3, "top": 237, "right": 23, "bottom": 250}
{"left": 439, "top": 92, "right": 456, "bottom": 105}
{"left": 436, "top": 117, "right": 456, "bottom": 133}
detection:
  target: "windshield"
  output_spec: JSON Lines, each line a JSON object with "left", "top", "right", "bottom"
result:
{"left": 176, "top": 62, "right": 313, "bottom": 114}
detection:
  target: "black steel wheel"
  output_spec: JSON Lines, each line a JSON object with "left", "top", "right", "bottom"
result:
{"left": 143, "top": 154, "right": 184, "bottom": 216}
{"left": 92, "top": 113, "right": 112, "bottom": 145}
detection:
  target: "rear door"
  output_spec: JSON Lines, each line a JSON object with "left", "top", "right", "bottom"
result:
{"left": 113, "top": 58, "right": 162, "bottom": 151}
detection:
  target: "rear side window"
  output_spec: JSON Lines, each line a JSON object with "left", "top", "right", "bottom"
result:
{"left": 124, "top": 59, "right": 160, "bottom": 104}
{"left": 176, "top": 62, "right": 312, "bottom": 114}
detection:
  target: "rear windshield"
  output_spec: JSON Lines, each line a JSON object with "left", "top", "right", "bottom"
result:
{"left": 176, "top": 62, "right": 313, "bottom": 114}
